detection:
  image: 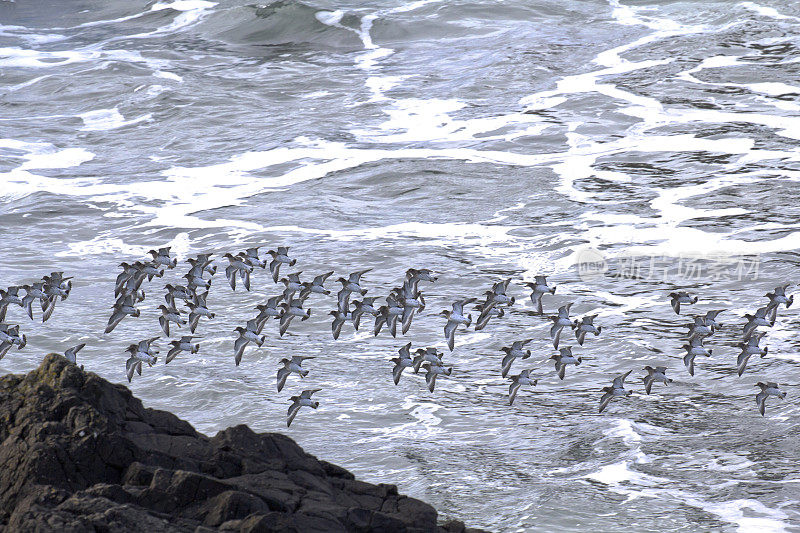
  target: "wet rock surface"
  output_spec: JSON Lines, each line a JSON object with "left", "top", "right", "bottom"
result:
{"left": 0, "top": 354, "right": 485, "bottom": 532}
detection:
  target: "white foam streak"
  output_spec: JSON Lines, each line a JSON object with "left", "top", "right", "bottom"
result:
{"left": 747, "top": 82, "right": 800, "bottom": 96}
{"left": 587, "top": 461, "right": 668, "bottom": 486}
{"left": 154, "top": 70, "right": 183, "bottom": 82}
{"left": 104, "top": 0, "right": 217, "bottom": 41}
{"left": 151, "top": 0, "right": 215, "bottom": 12}
{"left": 607, "top": 0, "right": 678, "bottom": 31}
{"left": 0, "top": 139, "right": 103, "bottom": 201}
{"left": 740, "top": 2, "right": 800, "bottom": 21}
{"left": 7, "top": 0, "right": 800, "bottom": 272}
{"left": 0, "top": 24, "right": 64, "bottom": 44}
{"left": 0, "top": 46, "right": 145, "bottom": 68}
{"left": 684, "top": 497, "right": 790, "bottom": 533}
{"left": 517, "top": 1, "right": 800, "bottom": 263}
{"left": 387, "top": 0, "right": 441, "bottom": 15}
{"left": 588, "top": 420, "right": 790, "bottom": 531}
{"left": 17, "top": 147, "right": 95, "bottom": 171}
{"left": 55, "top": 237, "right": 151, "bottom": 259}
{"left": 79, "top": 108, "right": 153, "bottom": 132}
{"left": 314, "top": 10, "right": 344, "bottom": 25}
{"left": 27, "top": 116, "right": 797, "bottom": 257}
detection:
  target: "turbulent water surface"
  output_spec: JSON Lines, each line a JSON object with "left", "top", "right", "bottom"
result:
{"left": 3, "top": 0, "right": 800, "bottom": 530}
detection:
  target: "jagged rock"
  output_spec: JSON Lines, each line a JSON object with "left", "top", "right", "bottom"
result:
{"left": 0, "top": 354, "right": 488, "bottom": 532}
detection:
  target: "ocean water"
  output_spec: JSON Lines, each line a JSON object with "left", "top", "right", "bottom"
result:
{"left": 2, "top": 0, "right": 800, "bottom": 530}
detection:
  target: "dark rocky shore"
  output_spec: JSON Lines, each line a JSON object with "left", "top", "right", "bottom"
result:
{"left": 0, "top": 354, "right": 484, "bottom": 532}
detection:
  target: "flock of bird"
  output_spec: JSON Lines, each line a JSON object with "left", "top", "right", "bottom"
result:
{"left": 0, "top": 245, "right": 793, "bottom": 426}
{"left": 0, "top": 272, "right": 74, "bottom": 356}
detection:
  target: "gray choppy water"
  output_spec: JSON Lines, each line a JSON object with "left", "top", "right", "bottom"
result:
{"left": 2, "top": 0, "right": 800, "bottom": 530}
